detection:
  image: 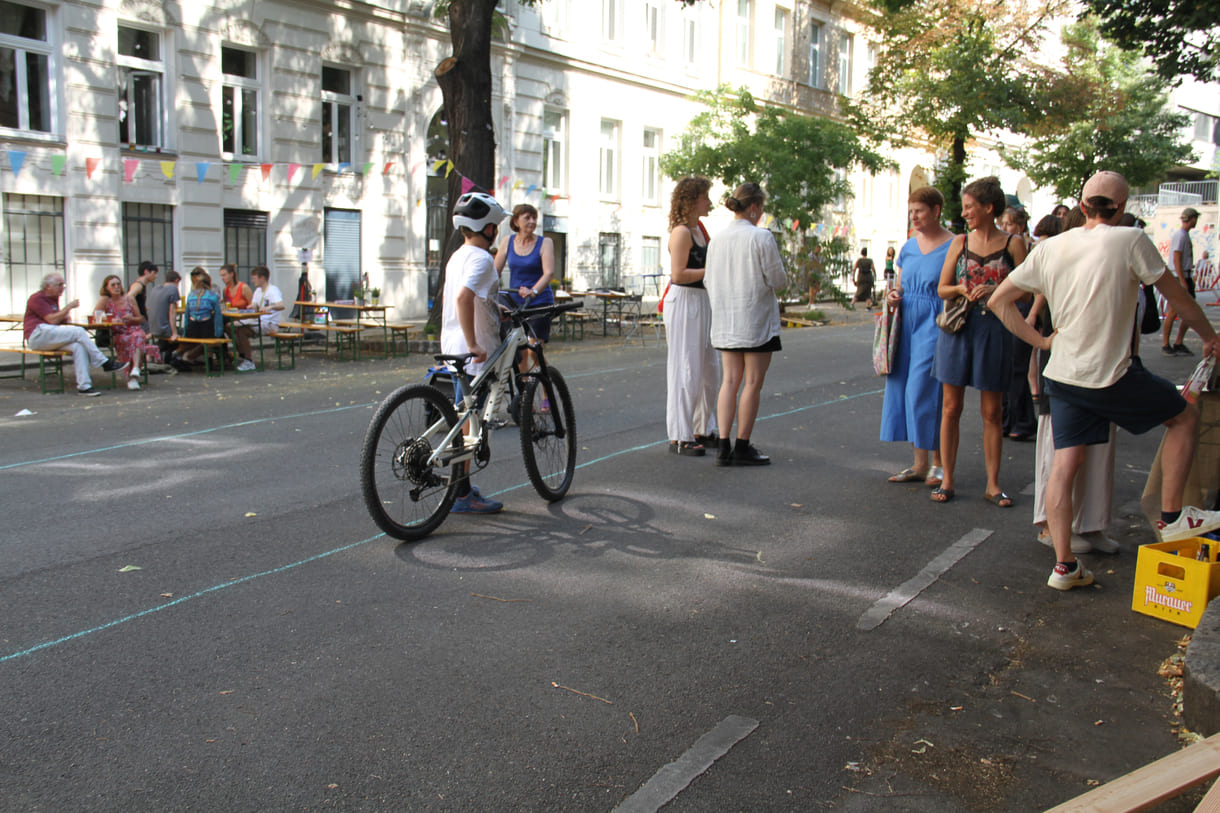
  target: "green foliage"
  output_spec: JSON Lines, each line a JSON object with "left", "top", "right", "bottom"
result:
{"left": 1083, "top": 0, "right": 1217, "bottom": 83}
{"left": 661, "top": 85, "right": 893, "bottom": 225}
{"left": 1001, "top": 18, "right": 1196, "bottom": 199}
{"left": 776, "top": 236, "right": 853, "bottom": 308}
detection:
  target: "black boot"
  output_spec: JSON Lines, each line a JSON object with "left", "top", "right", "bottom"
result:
{"left": 732, "top": 439, "right": 770, "bottom": 466}
{"left": 716, "top": 437, "right": 734, "bottom": 467}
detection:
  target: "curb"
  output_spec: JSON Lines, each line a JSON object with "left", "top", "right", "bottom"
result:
{"left": 1185, "top": 600, "right": 1220, "bottom": 736}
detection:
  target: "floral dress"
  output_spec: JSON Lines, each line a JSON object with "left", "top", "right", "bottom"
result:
{"left": 103, "top": 296, "right": 146, "bottom": 367}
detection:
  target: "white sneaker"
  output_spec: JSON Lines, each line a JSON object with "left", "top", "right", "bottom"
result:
{"left": 1047, "top": 561, "right": 1094, "bottom": 591}
{"left": 1079, "top": 531, "right": 1120, "bottom": 554}
{"left": 1037, "top": 531, "right": 1093, "bottom": 554}
{"left": 236, "top": 359, "right": 256, "bottom": 372}
{"left": 129, "top": 367, "right": 142, "bottom": 379}
{"left": 127, "top": 378, "right": 141, "bottom": 390}
{"left": 1156, "top": 506, "right": 1220, "bottom": 543}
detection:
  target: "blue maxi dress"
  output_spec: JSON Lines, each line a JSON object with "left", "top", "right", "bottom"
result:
{"left": 879, "top": 236, "right": 953, "bottom": 450}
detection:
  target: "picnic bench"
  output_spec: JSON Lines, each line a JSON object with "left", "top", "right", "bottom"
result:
{"left": 0, "top": 347, "right": 69, "bottom": 393}
{"left": 174, "top": 337, "right": 230, "bottom": 376}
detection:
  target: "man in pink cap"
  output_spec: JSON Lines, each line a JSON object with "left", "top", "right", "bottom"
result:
{"left": 991, "top": 170, "right": 1220, "bottom": 591}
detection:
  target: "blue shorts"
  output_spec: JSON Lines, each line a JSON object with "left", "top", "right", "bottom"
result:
{"left": 1044, "top": 357, "right": 1186, "bottom": 448}
{"left": 933, "top": 307, "right": 1012, "bottom": 392}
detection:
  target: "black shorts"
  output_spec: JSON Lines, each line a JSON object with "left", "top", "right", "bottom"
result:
{"left": 1045, "top": 357, "right": 1186, "bottom": 448}
{"left": 716, "top": 335, "right": 782, "bottom": 353}
{"left": 186, "top": 319, "right": 220, "bottom": 339}
{"left": 1185, "top": 275, "right": 1196, "bottom": 298}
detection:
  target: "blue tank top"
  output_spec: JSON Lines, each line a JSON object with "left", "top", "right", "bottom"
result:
{"left": 508, "top": 235, "right": 545, "bottom": 290}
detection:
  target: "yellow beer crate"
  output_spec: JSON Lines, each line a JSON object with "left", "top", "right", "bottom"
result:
{"left": 1132, "top": 537, "right": 1220, "bottom": 628}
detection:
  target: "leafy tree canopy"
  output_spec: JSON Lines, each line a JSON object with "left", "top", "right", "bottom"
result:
{"left": 1001, "top": 18, "right": 1195, "bottom": 200}
{"left": 661, "top": 85, "right": 893, "bottom": 225}
{"left": 1082, "top": 0, "right": 1217, "bottom": 84}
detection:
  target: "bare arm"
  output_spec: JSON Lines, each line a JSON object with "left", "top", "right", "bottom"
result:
{"left": 667, "top": 227, "right": 702, "bottom": 285}
{"left": 887, "top": 265, "right": 904, "bottom": 304}
{"left": 168, "top": 300, "right": 179, "bottom": 340}
{"left": 937, "top": 236, "right": 967, "bottom": 301}
{"left": 43, "top": 298, "right": 78, "bottom": 325}
{"left": 990, "top": 278, "right": 1052, "bottom": 352}
{"left": 455, "top": 285, "right": 485, "bottom": 363}
{"left": 534, "top": 238, "right": 555, "bottom": 292}
{"left": 493, "top": 236, "right": 509, "bottom": 275}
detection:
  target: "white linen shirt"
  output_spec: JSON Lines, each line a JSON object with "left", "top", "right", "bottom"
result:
{"left": 704, "top": 219, "right": 788, "bottom": 349}
{"left": 1006, "top": 225, "right": 1165, "bottom": 389}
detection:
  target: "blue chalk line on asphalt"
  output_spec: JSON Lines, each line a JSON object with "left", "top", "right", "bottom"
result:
{"left": 0, "top": 386, "right": 883, "bottom": 664}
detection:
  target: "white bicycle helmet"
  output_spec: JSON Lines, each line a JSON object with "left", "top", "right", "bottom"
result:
{"left": 451, "top": 192, "right": 507, "bottom": 232}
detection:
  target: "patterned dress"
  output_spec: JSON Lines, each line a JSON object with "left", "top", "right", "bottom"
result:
{"left": 103, "top": 296, "right": 145, "bottom": 367}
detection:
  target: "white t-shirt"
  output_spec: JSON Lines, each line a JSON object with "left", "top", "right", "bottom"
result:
{"left": 252, "top": 284, "right": 284, "bottom": 331}
{"left": 1007, "top": 225, "right": 1165, "bottom": 388}
{"left": 704, "top": 219, "right": 788, "bottom": 349}
{"left": 441, "top": 244, "right": 500, "bottom": 375}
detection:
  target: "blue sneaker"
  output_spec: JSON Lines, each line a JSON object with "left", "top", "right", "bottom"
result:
{"left": 451, "top": 486, "right": 503, "bottom": 514}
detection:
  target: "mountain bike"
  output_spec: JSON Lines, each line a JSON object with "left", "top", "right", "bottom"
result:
{"left": 360, "top": 297, "right": 581, "bottom": 541}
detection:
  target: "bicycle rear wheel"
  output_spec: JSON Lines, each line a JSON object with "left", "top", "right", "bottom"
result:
{"left": 519, "top": 368, "right": 576, "bottom": 501}
{"left": 360, "top": 384, "right": 460, "bottom": 540}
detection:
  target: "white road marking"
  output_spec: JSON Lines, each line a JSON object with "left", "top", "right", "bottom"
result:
{"left": 856, "top": 528, "right": 994, "bottom": 631}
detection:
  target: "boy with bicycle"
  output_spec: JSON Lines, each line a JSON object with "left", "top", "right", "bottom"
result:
{"left": 440, "top": 192, "right": 510, "bottom": 514}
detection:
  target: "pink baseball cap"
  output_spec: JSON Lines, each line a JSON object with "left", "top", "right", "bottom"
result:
{"left": 1081, "top": 171, "right": 1129, "bottom": 204}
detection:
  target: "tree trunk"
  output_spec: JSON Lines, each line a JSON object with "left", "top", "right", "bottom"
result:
{"left": 427, "top": 0, "right": 499, "bottom": 330}
{"left": 946, "top": 135, "right": 968, "bottom": 233}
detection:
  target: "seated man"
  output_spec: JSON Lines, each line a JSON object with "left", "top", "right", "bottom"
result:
{"left": 25, "top": 273, "right": 129, "bottom": 396}
{"left": 232, "top": 265, "right": 284, "bottom": 371}
{"left": 127, "top": 261, "right": 158, "bottom": 329}
{"left": 147, "top": 270, "right": 181, "bottom": 354}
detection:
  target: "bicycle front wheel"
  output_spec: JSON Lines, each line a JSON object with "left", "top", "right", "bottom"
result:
{"left": 360, "top": 384, "right": 460, "bottom": 541}
{"left": 519, "top": 367, "right": 577, "bottom": 501}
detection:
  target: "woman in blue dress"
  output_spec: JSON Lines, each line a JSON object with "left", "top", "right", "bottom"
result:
{"left": 494, "top": 203, "right": 555, "bottom": 372}
{"left": 880, "top": 186, "right": 954, "bottom": 486}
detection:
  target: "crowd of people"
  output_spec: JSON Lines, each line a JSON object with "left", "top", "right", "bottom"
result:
{"left": 20, "top": 262, "right": 285, "bottom": 394}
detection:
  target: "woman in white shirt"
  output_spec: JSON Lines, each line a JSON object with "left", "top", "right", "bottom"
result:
{"left": 704, "top": 182, "right": 788, "bottom": 467}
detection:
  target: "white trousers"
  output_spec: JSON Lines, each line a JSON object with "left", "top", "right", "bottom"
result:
{"left": 1032, "top": 413, "right": 1115, "bottom": 532}
{"left": 27, "top": 323, "right": 108, "bottom": 390}
{"left": 664, "top": 285, "right": 719, "bottom": 442}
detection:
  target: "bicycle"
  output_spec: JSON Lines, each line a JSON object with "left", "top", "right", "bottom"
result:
{"left": 360, "top": 296, "right": 582, "bottom": 540}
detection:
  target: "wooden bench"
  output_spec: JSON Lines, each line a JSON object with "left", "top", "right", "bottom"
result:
{"left": 386, "top": 323, "right": 414, "bottom": 357}
{"left": 311, "top": 324, "right": 361, "bottom": 360}
{"left": 175, "top": 337, "right": 230, "bottom": 376}
{"left": 0, "top": 347, "right": 69, "bottom": 393}
{"left": 558, "top": 310, "right": 596, "bottom": 341}
{"left": 267, "top": 331, "right": 303, "bottom": 370}
{"left": 1047, "top": 730, "right": 1220, "bottom": 812}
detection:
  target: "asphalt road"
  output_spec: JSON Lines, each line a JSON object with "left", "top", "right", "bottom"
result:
{"left": 0, "top": 321, "right": 1208, "bottom": 811}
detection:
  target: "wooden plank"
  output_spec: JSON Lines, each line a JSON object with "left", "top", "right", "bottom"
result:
{"left": 1046, "top": 732, "right": 1220, "bottom": 812}
{"left": 781, "top": 316, "right": 816, "bottom": 327}
{"left": 1195, "top": 777, "right": 1220, "bottom": 813}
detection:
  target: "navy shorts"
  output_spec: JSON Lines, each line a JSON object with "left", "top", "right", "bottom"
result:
{"left": 1044, "top": 357, "right": 1186, "bottom": 448}
{"left": 933, "top": 307, "right": 1012, "bottom": 392}
{"left": 715, "top": 335, "right": 782, "bottom": 353}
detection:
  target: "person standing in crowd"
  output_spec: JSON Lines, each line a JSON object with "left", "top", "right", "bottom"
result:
{"left": 1000, "top": 205, "right": 1037, "bottom": 442}
{"left": 1162, "top": 207, "right": 1200, "bottom": 356}
{"left": 992, "top": 171, "right": 1220, "bottom": 590}
{"left": 1032, "top": 214, "right": 1062, "bottom": 243}
{"left": 147, "top": 270, "right": 182, "bottom": 360}
{"left": 1051, "top": 203, "right": 1070, "bottom": 219}
{"left": 93, "top": 274, "right": 148, "bottom": 390}
{"left": 932, "top": 176, "right": 1028, "bottom": 506}
{"left": 493, "top": 203, "right": 555, "bottom": 375}
{"left": 853, "top": 247, "right": 876, "bottom": 308}
{"left": 705, "top": 182, "right": 788, "bottom": 467}
{"left": 127, "top": 261, "right": 158, "bottom": 327}
{"left": 24, "top": 273, "right": 128, "bottom": 396}
{"left": 883, "top": 246, "right": 896, "bottom": 289}
{"left": 662, "top": 176, "right": 719, "bottom": 456}
{"left": 881, "top": 186, "right": 954, "bottom": 487}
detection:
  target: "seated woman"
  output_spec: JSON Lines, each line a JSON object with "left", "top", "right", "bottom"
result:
{"left": 176, "top": 267, "right": 225, "bottom": 367}
{"left": 219, "top": 263, "right": 257, "bottom": 370}
{"left": 93, "top": 274, "right": 147, "bottom": 391}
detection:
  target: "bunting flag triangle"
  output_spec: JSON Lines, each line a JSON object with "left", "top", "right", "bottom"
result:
{"left": 460, "top": 176, "right": 475, "bottom": 195}
{"left": 123, "top": 159, "right": 139, "bottom": 183}
{"left": 525, "top": 184, "right": 537, "bottom": 196}
{"left": 228, "top": 163, "right": 242, "bottom": 184}
{"left": 792, "top": 219, "right": 800, "bottom": 231}
{"left": 499, "top": 175, "right": 509, "bottom": 189}
{"left": 312, "top": 163, "right": 325, "bottom": 179}
{"left": 361, "top": 162, "right": 374, "bottom": 176}
{"left": 86, "top": 157, "right": 100, "bottom": 179}
{"left": 431, "top": 159, "right": 446, "bottom": 175}
{"left": 8, "top": 151, "right": 26, "bottom": 177}
{"left": 260, "top": 163, "right": 273, "bottom": 182}
{"left": 382, "top": 162, "right": 394, "bottom": 176}
{"left": 443, "top": 160, "right": 454, "bottom": 178}
{"left": 337, "top": 162, "right": 351, "bottom": 174}
{"left": 512, "top": 180, "right": 523, "bottom": 191}
{"left": 287, "top": 163, "right": 300, "bottom": 183}
{"left": 195, "top": 162, "right": 210, "bottom": 184}
{"left": 160, "top": 161, "right": 175, "bottom": 179}
{"left": 50, "top": 155, "right": 66, "bottom": 177}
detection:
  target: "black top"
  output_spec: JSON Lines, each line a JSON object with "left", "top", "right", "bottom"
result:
{"left": 677, "top": 227, "right": 707, "bottom": 289}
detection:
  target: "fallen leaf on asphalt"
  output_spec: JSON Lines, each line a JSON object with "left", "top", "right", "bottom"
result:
{"left": 327, "top": 784, "right": 339, "bottom": 789}
{"left": 790, "top": 503, "right": 802, "bottom": 508}
{"left": 118, "top": 565, "right": 142, "bottom": 573}
{"left": 704, "top": 513, "right": 715, "bottom": 519}
{"left": 244, "top": 512, "right": 257, "bottom": 517}
{"left": 160, "top": 593, "right": 173, "bottom": 598}
{"left": 911, "top": 739, "right": 934, "bottom": 754}
{"left": 219, "top": 690, "right": 234, "bottom": 695}
{"left": 1094, "top": 720, "right": 1105, "bottom": 726}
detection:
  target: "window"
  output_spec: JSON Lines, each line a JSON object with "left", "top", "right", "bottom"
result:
{"left": 599, "top": 119, "right": 619, "bottom": 200}
{"left": 640, "top": 236, "right": 661, "bottom": 276}
{"left": 3, "top": 194, "right": 63, "bottom": 313}
{"left": 735, "top": 0, "right": 751, "bottom": 67}
{"left": 221, "top": 45, "right": 259, "bottom": 159}
{"left": 1191, "top": 110, "right": 1220, "bottom": 145}
{"left": 774, "top": 8, "right": 788, "bottom": 76}
{"left": 321, "top": 66, "right": 355, "bottom": 164}
{"left": 324, "top": 208, "right": 362, "bottom": 301}
{"left": 542, "top": 109, "right": 566, "bottom": 193}
{"left": 122, "top": 203, "right": 173, "bottom": 284}
{"left": 683, "top": 13, "right": 697, "bottom": 66}
{"left": 602, "top": 0, "right": 621, "bottom": 42}
{"left": 598, "top": 232, "right": 621, "bottom": 288}
{"left": 224, "top": 209, "right": 268, "bottom": 272}
{"left": 117, "top": 25, "right": 164, "bottom": 148}
{"left": 641, "top": 128, "right": 661, "bottom": 205}
{"left": 807, "top": 21, "right": 822, "bottom": 88}
{"left": 837, "top": 31, "right": 852, "bottom": 95}
{"left": 866, "top": 41, "right": 877, "bottom": 80}
{"left": 0, "top": 1, "right": 53, "bottom": 133}
{"left": 644, "top": 1, "right": 661, "bottom": 53}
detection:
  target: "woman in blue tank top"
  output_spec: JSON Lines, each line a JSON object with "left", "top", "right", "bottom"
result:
{"left": 494, "top": 204, "right": 555, "bottom": 372}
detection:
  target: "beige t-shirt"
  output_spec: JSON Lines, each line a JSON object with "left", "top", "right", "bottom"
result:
{"left": 1007, "top": 224, "right": 1164, "bottom": 388}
